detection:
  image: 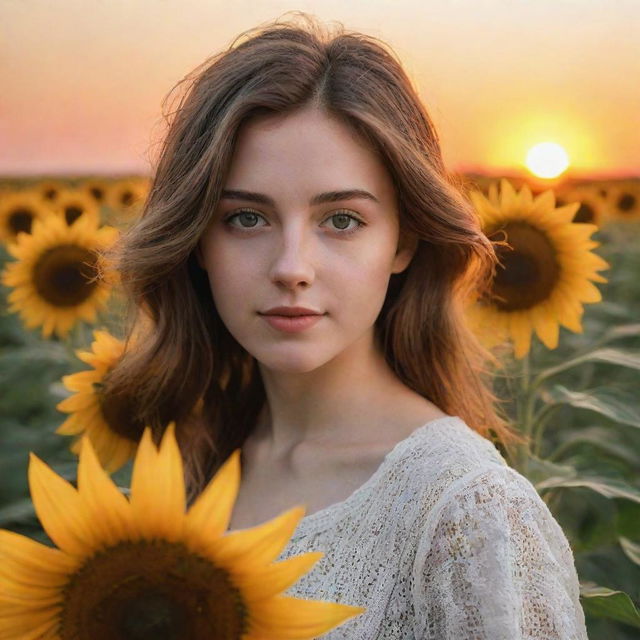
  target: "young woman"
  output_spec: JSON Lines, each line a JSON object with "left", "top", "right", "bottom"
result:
{"left": 104, "top": 13, "right": 589, "bottom": 639}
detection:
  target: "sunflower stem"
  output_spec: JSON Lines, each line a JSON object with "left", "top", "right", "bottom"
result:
{"left": 516, "top": 351, "right": 535, "bottom": 476}
{"left": 531, "top": 403, "right": 560, "bottom": 458}
{"left": 546, "top": 438, "right": 577, "bottom": 463}
{"left": 59, "top": 325, "right": 81, "bottom": 363}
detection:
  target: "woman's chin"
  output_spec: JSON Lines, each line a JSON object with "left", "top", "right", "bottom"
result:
{"left": 255, "top": 352, "right": 332, "bottom": 375}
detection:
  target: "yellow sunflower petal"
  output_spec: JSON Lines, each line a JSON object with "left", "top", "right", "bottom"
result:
{"left": 250, "top": 594, "right": 366, "bottom": 639}
{"left": 130, "top": 425, "right": 184, "bottom": 541}
{"left": 549, "top": 291, "right": 584, "bottom": 333}
{"left": 531, "top": 303, "right": 560, "bottom": 349}
{"left": 509, "top": 312, "right": 533, "bottom": 359}
{"left": 75, "top": 350, "right": 99, "bottom": 366}
{"left": 499, "top": 178, "right": 519, "bottom": 216}
{"left": 519, "top": 183, "right": 533, "bottom": 207}
{"left": 185, "top": 449, "right": 241, "bottom": 545}
{"left": 102, "top": 437, "right": 137, "bottom": 474}
{"left": 233, "top": 551, "right": 325, "bottom": 601}
{"left": 56, "top": 393, "right": 97, "bottom": 412}
{"left": 550, "top": 202, "right": 581, "bottom": 225}
{"left": 0, "top": 610, "right": 60, "bottom": 640}
{"left": 0, "top": 530, "right": 77, "bottom": 580}
{"left": 568, "top": 278, "right": 603, "bottom": 303}
{"left": 0, "top": 567, "right": 67, "bottom": 593}
{"left": 77, "top": 436, "right": 133, "bottom": 548}
{"left": 157, "top": 422, "right": 186, "bottom": 532}
{"left": 468, "top": 190, "right": 500, "bottom": 224}
{"left": 0, "top": 583, "right": 62, "bottom": 605}
{"left": 28, "top": 454, "right": 96, "bottom": 557}
{"left": 215, "top": 505, "right": 307, "bottom": 570}
{"left": 530, "top": 189, "right": 556, "bottom": 215}
{"left": 61, "top": 370, "right": 100, "bottom": 392}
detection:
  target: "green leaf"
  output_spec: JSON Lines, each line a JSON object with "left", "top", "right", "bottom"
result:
{"left": 616, "top": 502, "right": 640, "bottom": 540}
{"left": 523, "top": 454, "right": 577, "bottom": 485}
{"left": 0, "top": 497, "right": 36, "bottom": 526}
{"left": 533, "top": 348, "right": 640, "bottom": 387}
{"left": 548, "top": 426, "right": 640, "bottom": 467}
{"left": 0, "top": 342, "right": 70, "bottom": 363}
{"left": 619, "top": 537, "right": 640, "bottom": 566}
{"left": 541, "top": 385, "right": 640, "bottom": 428}
{"left": 600, "top": 323, "right": 640, "bottom": 343}
{"left": 535, "top": 475, "right": 640, "bottom": 503}
{"left": 580, "top": 581, "right": 640, "bottom": 628}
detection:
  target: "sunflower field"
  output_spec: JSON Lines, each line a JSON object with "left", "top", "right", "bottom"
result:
{"left": 0, "top": 174, "right": 639, "bottom": 638}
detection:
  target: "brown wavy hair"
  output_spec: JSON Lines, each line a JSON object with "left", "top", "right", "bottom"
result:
{"left": 101, "top": 11, "right": 527, "bottom": 504}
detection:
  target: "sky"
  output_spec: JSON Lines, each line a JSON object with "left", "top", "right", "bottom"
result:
{"left": 1, "top": 0, "right": 638, "bottom": 179}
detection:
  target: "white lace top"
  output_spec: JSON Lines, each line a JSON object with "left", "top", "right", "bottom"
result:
{"left": 275, "top": 416, "right": 588, "bottom": 639}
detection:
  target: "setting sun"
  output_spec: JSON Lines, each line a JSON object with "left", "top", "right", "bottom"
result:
{"left": 526, "top": 142, "right": 570, "bottom": 179}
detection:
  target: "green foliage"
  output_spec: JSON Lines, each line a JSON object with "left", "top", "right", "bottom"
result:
{"left": 495, "top": 220, "right": 640, "bottom": 635}
{"left": 0, "top": 240, "right": 132, "bottom": 542}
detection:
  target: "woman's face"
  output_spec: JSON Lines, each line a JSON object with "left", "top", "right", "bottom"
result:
{"left": 197, "top": 105, "right": 416, "bottom": 373}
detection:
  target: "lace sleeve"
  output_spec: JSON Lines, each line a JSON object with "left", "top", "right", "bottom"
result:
{"left": 410, "top": 466, "right": 588, "bottom": 640}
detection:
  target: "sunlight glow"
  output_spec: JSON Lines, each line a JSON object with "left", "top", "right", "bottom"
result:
{"left": 526, "top": 142, "right": 570, "bottom": 178}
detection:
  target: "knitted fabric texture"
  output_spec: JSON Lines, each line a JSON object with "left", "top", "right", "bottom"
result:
{"left": 273, "top": 416, "right": 589, "bottom": 639}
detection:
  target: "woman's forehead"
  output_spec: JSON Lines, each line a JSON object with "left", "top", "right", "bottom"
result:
{"left": 225, "top": 109, "right": 394, "bottom": 203}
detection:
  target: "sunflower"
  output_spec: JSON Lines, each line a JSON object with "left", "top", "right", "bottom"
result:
{"left": 0, "top": 423, "right": 365, "bottom": 639}
{"left": 52, "top": 189, "right": 102, "bottom": 227}
{"left": 465, "top": 178, "right": 610, "bottom": 359}
{"left": 0, "top": 190, "right": 48, "bottom": 244}
{"left": 106, "top": 177, "right": 150, "bottom": 220}
{"left": 56, "top": 329, "right": 141, "bottom": 473}
{"left": 460, "top": 174, "right": 495, "bottom": 197}
{"left": 37, "top": 179, "right": 67, "bottom": 203}
{"left": 1, "top": 214, "right": 119, "bottom": 339}
{"left": 603, "top": 180, "right": 640, "bottom": 222}
{"left": 78, "top": 177, "right": 111, "bottom": 207}
{"left": 554, "top": 184, "right": 608, "bottom": 227}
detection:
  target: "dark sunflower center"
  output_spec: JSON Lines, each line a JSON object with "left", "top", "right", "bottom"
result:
{"left": 484, "top": 221, "right": 560, "bottom": 312}
{"left": 33, "top": 245, "right": 100, "bottom": 307}
{"left": 90, "top": 187, "right": 105, "bottom": 201}
{"left": 573, "top": 202, "right": 595, "bottom": 223}
{"left": 617, "top": 192, "right": 636, "bottom": 213}
{"left": 94, "top": 378, "right": 147, "bottom": 442}
{"left": 64, "top": 205, "right": 84, "bottom": 225}
{"left": 9, "top": 207, "right": 34, "bottom": 235}
{"left": 119, "top": 591, "right": 185, "bottom": 640}
{"left": 60, "top": 540, "right": 249, "bottom": 640}
{"left": 43, "top": 187, "right": 58, "bottom": 200}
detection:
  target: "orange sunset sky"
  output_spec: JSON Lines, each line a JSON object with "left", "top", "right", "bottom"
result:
{"left": 2, "top": 0, "right": 638, "bottom": 179}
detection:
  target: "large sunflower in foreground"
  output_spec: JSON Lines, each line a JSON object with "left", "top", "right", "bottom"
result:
{"left": 56, "top": 329, "right": 140, "bottom": 473}
{"left": 465, "top": 178, "right": 610, "bottom": 359}
{"left": 1, "top": 214, "right": 119, "bottom": 339}
{"left": 0, "top": 424, "right": 365, "bottom": 639}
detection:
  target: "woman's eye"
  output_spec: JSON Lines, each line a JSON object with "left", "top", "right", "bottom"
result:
{"left": 323, "top": 211, "right": 365, "bottom": 234}
{"left": 223, "top": 209, "right": 365, "bottom": 235}
{"left": 224, "top": 210, "right": 266, "bottom": 229}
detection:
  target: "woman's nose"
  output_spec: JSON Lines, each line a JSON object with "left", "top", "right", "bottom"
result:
{"left": 268, "top": 227, "right": 315, "bottom": 289}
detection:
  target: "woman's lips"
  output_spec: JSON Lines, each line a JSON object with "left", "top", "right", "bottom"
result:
{"left": 260, "top": 314, "right": 324, "bottom": 333}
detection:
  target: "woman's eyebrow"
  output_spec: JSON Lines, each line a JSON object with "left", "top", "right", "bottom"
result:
{"left": 219, "top": 189, "right": 380, "bottom": 206}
